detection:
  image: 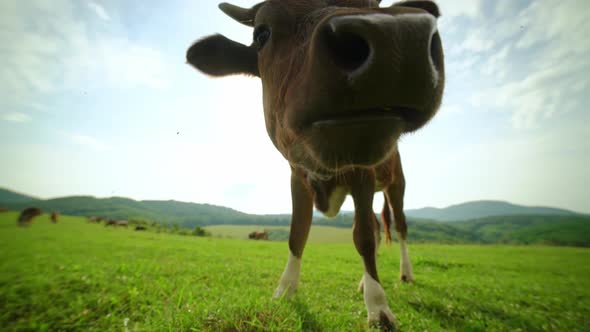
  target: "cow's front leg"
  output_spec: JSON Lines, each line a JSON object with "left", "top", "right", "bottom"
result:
{"left": 357, "top": 215, "right": 381, "bottom": 293}
{"left": 351, "top": 170, "right": 396, "bottom": 331}
{"left": 273, "top": 170, "right": 313, "bottom": 298}
{"left": 384, "top": 159, "right": 414, "bottom": 282}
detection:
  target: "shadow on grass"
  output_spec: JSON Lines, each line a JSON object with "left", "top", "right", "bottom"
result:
{"left": 409, "top": 282, "right": 545, "bottom": 332}
{"left": 413, "top": 259, "right": 473, "bottom": 271}
{"left": 290, "top": 298, "right": 322, "bottom": 332}
{"left": 199, "top": 298, "right": 322, "bottom": 332}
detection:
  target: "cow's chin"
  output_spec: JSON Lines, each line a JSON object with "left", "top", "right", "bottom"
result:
{"left": 297, "top": 117, "right": 405, "bottom": 174}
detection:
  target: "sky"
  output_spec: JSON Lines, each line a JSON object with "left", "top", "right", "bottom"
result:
{"left": 0, "top": 0, "right": 588, "bottom": 214}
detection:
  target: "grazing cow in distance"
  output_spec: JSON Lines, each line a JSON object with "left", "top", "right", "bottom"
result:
{"left": 17, "top": 207, "right": 42, "bottom": 227}
{"left": 105, "top": 219, "right": 129, "bottom": 227}
{"left": 187, "top": 0, "right": 444, "bottom": 329}
{"left": 50, "top": 212, "right": 59, "bottom": 223}
{"left": 248, "top": 230, "right": 269, "bottom": 240}
{"left": 0, "top": 207, "right": 8, "bottom": 213}
{"left": 89, "top": 216, "right": 107, "bottom": 223}
{"left": 135, "top": 225, "right": 147, "bottom": 231}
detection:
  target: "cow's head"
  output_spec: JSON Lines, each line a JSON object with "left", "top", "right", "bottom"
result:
{"left": 187, "top": 0, "right": 445, "bottom": 176}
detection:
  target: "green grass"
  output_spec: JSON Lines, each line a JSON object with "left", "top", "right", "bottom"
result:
{"left": 1, "top": 212, "right": 589, "bottom": 331}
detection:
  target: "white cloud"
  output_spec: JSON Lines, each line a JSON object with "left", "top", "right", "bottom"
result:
{"left": 516, "top": 0, "right": 589, "bottom": 52}
{"left": 471, "top": 62, "right": 582, "bottom": 128}
{"left": 1, "top": 112, "right": 32, "bottom": 123}
{"left": 0, "top": 0, "right": 169, "bottom": 111}
{"left": 68, "top": 133, "right": 109, "bottom": 151}
{"left": 572, "top": 80, "right": 587, "bottom": 94}
{"left": 446, "top": 0, "right": 482, "bottom": 18}
{"left": 381, "top": 0, "right": 482, "bottom": 20}
{"left": 27, "top": 102, "right": 49, "bottom": 113}
{"left": 87, "top": 1, "right": 111, "bottom": 20}
{"left": 438, "top": 104, "right": 463, "bottom": 117}
{"left": 452, "top": 0, "right": 590, "bottom": 129}
{"left": 480, "top": 45, "right": 510, "bottom": 79}
{"left": 93, "top": 39, "right": 168, "bottom": 89}
{"left": 456, "top": 28, "right": 495, "bottom": 53}
{"left": 494, "top": 0, "right": 521, "bottom": 17}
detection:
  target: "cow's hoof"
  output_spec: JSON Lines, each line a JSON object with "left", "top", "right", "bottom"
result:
{"left": 400, "top": 273, "right": 414, "bottom": 283}
{"left": 368, "top": 308, "right": 397, "bottom": 331}
{"left": 272, "top": 284, "right": 296, "bottom": 299}
{"left": 400, "top": 260, "right": 414, "bottom": 283}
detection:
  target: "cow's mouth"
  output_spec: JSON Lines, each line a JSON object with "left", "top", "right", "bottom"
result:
{"left": 296, "top": 106, "right": 414, "bottom": 170}
{"left": 309, "top": 107, "right": 416, "bottom": 128}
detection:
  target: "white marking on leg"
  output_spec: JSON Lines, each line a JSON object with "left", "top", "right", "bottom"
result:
{"left": 358, "top": 275, "right": 365, "bottom": 293}
{"left": 363, "top": 272, "right": 397, "bottom": 327}
{"left": 273, "top": 252, "right": 301, "bottom": 298}
{"left": 398, "top": 232, "right": 414, "bottom": 282}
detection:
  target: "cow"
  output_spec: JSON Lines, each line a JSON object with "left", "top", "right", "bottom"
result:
{"left": 0, "top": 208, "right": 8, "bottom": 213}
{"left": 105, "top": 219, "right": 128, "bottom": 227}
{"left": 50, "top": 212, "right": 59, "bottom": 223}
{"left": 186, "top": 0, "right": 444, "bottom": 329}
{"left": 88, "top": 216, "right": 107, "bottom": 223}
{"left": 17, "top": 207, "right": 42, "bottom": 227}
{"left": 135, "top": 225, "right": 147, "bottom": 231}
{"left": 248, "top": 230, "right": 269, "bottom": 240}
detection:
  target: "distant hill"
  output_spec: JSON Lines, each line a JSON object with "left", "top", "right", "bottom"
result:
{"left": 0, "top": 188, "right": 37, "bottom": 204}
{"left": 405, "top": 200, "right": 577, "bottom": 221}
{"left": 451, "top": 214, "right": 590, "bottom": 247}
{"left": 0, "top": 189, "right": 252, "bottom": 226}
{"left": 1, "top": 188, "right": 588, "bottom": 247}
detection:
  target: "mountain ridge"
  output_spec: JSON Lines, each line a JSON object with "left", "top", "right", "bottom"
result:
{"left": 405, "top": 200, "right": 577, "bottom": 221}
{"left": 0, "top": 188, "right": 582, "bottom": 223}
{"left": 0, "top": 188, "right": 40, "bottom": 203}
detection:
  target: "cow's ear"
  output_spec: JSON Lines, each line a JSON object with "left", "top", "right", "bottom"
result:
{"left": 395, "top": 1, "right": 440, "bottom": 18}
{"left": 186, "top": 34, "right": 259, "bottom": 77}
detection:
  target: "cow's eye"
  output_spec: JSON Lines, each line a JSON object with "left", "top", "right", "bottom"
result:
{"left": 253, "top": 25, "right": 271, "bottom": 50}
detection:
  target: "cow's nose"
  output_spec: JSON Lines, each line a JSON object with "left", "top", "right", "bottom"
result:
{"left": 319, "top": 13, "right": 439, "bottom": 80}
{"left": 320, "top": 20, "right": 372, "bottom": 74}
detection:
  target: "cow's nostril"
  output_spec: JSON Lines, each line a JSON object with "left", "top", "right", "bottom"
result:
{"left": 322, "top": 25, "right": 371, "bottom": 73}
{"left": 430, "top": 32, "right": 442, "bottom": 71}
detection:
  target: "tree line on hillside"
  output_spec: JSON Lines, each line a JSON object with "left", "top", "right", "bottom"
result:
{"left": 124, "top": 218, "right": 211, "bottom": 237}
{"left": 111, "top": 214, "right": 590, "bottom": 247}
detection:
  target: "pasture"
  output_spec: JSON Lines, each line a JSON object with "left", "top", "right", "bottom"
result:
{"left": 1, "top": 212, "right": 589, "bottom": 331}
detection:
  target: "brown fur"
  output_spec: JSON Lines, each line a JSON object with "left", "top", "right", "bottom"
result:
{"left": 50, "top": 212, "right": 59, "bottom": 224}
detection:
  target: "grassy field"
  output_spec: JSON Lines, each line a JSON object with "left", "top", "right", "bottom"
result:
{"left": 1, "top": 212, "right": 589, "bottom": 331}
